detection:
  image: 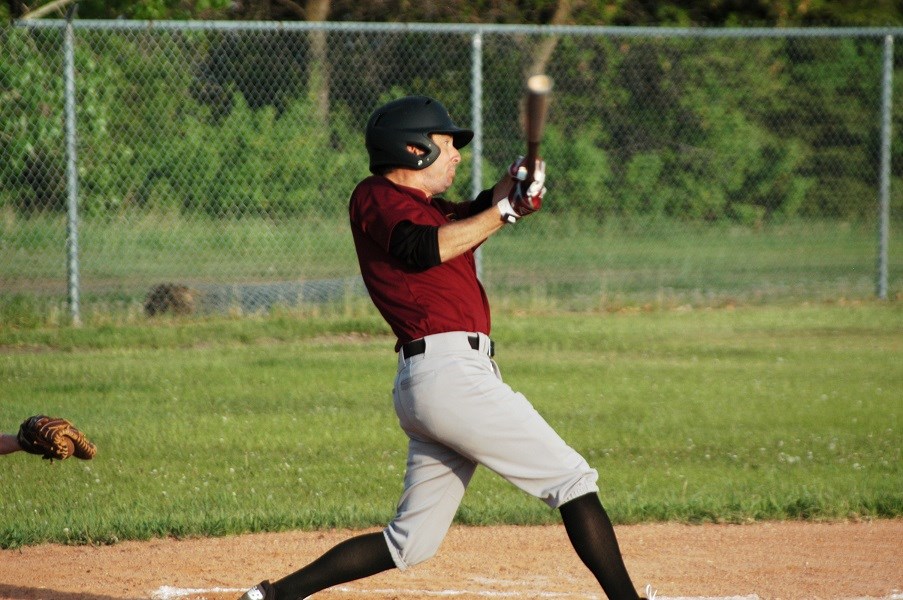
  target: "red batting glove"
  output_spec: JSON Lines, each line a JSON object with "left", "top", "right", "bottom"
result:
{"left": 497, "top": 157, "right": 546, "bottom": 224}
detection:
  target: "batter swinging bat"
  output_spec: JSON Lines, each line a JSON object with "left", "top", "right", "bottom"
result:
{"left": 524, "top": 74, "right": 552, "bottom": 184}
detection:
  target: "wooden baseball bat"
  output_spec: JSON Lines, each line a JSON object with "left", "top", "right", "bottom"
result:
{"left": 524, "top": 74, "right": 552, "bottom": 184}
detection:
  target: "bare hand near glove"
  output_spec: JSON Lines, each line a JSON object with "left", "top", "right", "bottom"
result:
{"left": 497, "top": 156, "right": 546, "bottom": 224}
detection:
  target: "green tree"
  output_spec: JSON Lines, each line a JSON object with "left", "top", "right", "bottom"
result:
{"left": 10, "top": 0, "right": 901, "bottom": 25}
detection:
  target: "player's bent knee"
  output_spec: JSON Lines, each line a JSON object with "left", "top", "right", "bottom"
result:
{"left": 545, "top": 465, "right": 600, "bottom": 509}
{"left": 400, "top": 543, "right": 441, "bottom": 569}
{"left": 383, "top": 527, "right": 444, "bottom": 570}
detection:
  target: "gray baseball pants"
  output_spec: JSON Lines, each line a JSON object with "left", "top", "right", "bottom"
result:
{"left": 383, "top": 331, "right": 600, "bottom": 570}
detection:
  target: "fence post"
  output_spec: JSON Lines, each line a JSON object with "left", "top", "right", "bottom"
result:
{"left": 64, "top": 4, "right": 81, "bottom": 325}
{"left": 471, "top": 29, "right": 484, "bottom": 280}
{"left": 877, "top": 34, "right": 893, "bottom": 301}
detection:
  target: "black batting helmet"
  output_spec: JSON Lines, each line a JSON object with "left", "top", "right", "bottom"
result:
{"left": 365, "top": 96, "right": 474, "bottom": 173}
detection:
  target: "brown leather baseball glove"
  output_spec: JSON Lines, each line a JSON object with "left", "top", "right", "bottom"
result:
{"left": 16, "top": 415, "right": 97, "bottom": 461}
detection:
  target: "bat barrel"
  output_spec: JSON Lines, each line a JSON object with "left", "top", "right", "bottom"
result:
{"left": 525, "top": 75, "right": 551, "bottom": 144}
{"left": 524, "top": 75, "right": 552, "bottom": 183}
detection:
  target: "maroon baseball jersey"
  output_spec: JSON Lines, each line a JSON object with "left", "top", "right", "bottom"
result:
{"left": 349, "top": 175, "right": 491, "bottom": 349}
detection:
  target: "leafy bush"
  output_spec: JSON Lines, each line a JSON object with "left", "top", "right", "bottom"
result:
{"left": 0, "top": 28, "right": 67, "bottom": 213}
{"left": 160, "top": 97, "right": 367, "bottom": 218}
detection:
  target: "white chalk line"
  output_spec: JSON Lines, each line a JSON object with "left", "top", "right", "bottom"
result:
{"left": 150, "top": 585, "right": 903, "bottom": 600}
{"left": 151, "top": 586, "right": 758, "bottom": 600}
{"left": 333, "top": 587, "right": 598, "bottom": 598}
{"left": 153, "top": 587, "right": 243, "bottom": 599}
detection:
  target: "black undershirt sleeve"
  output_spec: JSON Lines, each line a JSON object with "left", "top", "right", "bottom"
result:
{"left": 389, "top": 221, "right": 441, "bottom": 269}
{"left": 388, "top": 190, "right": 494, "bottom": 270}
{"left": 470, "top": 188, "right": 494, "bottom": 215}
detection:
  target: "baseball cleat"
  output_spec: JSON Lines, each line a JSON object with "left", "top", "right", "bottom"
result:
{"left": 237, "top": 580, "right": 275, "bottom": 600}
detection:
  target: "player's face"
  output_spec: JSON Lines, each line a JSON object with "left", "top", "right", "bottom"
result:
{"left": 421, "top": 134, "right": 460, "bottom": 196}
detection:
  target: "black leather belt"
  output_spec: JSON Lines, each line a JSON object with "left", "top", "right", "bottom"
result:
{"left": 402, "top": 335, "right": 494, "bottom": 359}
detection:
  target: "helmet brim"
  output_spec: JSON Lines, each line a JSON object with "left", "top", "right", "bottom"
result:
{"left": 434, "top": 127, "right": 474, "bottom": 150}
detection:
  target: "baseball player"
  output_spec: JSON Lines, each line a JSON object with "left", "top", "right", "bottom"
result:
{"left": 238, "top": 96, "right": 654, "bottom": 600}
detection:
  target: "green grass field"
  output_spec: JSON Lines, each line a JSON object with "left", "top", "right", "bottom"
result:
{"left": 0, "top": 303, "right": 900, "bottom": 548}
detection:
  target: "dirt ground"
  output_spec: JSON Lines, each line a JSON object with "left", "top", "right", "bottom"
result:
{"left": 0, "top": 520, "right": 899, "bottom": 600}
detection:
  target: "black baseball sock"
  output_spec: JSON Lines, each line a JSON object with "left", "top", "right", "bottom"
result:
{"left": 559, "top": 493, "right": 641, "bottom": 600}
{"left": 272, "top": 531, "right": 396, "bottom": 600}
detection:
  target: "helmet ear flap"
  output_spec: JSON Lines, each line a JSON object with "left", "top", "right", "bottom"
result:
{"left": 406, "top": 137, "right": 439, "bottom": 168}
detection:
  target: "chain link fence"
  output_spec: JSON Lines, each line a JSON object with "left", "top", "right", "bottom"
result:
{"left": 1, "top": 21, "right": 901, "bottom": 323}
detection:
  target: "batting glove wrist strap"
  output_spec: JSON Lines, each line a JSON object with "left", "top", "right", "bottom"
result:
{"left": 497, "top": 198, "right": 518, "bottom": 224}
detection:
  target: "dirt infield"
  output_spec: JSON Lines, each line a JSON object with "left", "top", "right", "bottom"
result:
{"left": 0, "top": 520, "right": 900, "bottom": 600}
